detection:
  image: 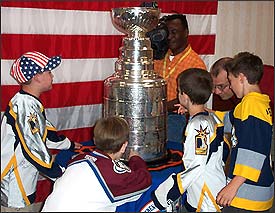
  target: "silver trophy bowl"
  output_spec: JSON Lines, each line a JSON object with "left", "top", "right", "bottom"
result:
{"left": 104, "top": 7, "right": 167, "bottom": 163}
{"left": 111, "top": 7, "right": 160, "bottom": 37}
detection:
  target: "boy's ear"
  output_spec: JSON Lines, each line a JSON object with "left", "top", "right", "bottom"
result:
{"left": 120, "top": 141, "right": 128, "bottom": 154}
{"left": 32, "top": 73, "right": 41, "bottom": 83}
{"left": 239, "top": 73, "right": 246, "bottom": 83}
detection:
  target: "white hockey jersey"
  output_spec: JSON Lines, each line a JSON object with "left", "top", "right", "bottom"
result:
{"left": 1, "top": 90, "right": 73, "bottom": 208}
{"left": 41, "top": 150, "right": 152, "bottom": 212}
{"left": 152, "top": 111, "right": 230, "bottom": 212}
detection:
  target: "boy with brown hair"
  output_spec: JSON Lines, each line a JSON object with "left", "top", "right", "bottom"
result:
{"left": 152, "top": 68, "right": 230, "bottom": 212}
{"left": 216, "top": 52, "right": 274, "bottom": 212}
{"left": 42, "top": 116, "right": 152, "bottom": 212}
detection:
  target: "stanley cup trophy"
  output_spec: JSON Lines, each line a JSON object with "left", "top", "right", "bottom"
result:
{"left": 103, "top": 7, "right": 168, "bottom": 163}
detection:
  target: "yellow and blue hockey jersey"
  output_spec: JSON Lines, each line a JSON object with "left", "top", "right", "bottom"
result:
{"left": 228, "top": 92, "right": 274, "bottom": 211}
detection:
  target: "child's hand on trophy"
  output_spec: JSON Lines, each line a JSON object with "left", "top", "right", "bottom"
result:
{"left": 128, "top": 149, "right": 140, "bottom": 159}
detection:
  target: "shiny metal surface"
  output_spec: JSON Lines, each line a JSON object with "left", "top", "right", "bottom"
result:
{"left": 111, "top": 7, "right": 160, "bottom": 38}
{"left": 104, "top": 7, "right": 167, "bottom": 162}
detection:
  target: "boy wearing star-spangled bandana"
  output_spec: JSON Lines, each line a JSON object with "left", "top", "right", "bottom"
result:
{"left": 1, "top": 51, "right": 82, "bottom": 212}
{"left": 151, "top": 68, "right": 230, "bottom": 212}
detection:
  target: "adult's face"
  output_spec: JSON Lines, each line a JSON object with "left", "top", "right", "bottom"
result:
{"left": 166, "top": 19, "right": 188, "bottom": 55}
{"left": 212, "top": 69, "right": 234, "bottom": 100}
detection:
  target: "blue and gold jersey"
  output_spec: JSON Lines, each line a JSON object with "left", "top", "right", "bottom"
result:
{"left": 228, "top": 92, "right": 274, "bottom": 211}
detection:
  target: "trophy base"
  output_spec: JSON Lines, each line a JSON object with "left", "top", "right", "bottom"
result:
{"left": 121, "top": 149, "right": 182, "bottom": 169}
{"left": 146, "top": 149, "right": 182, "bottom": 168}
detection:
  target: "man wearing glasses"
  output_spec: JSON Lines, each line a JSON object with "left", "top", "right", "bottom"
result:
{"left": 209, "top": 57, "right": 241, "bottom": 176}
{"left": 210, "top": 57, "right": 241, "bottom": 111}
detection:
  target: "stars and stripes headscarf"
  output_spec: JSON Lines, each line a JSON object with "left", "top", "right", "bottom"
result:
{"left": 10, "top": 51, "right": 61, "bottom": 84}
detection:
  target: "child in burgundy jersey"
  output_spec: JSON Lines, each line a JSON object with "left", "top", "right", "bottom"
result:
{"left": 42, "top": 116, "right": 152, "bottom": 212}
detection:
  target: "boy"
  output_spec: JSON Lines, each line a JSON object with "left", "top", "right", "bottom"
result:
{"left": 151, "top": 68, "right": 230, "bottom": 212}
{"left": 1, "top": 51, "right": 82, "bottom": 212}
{"left": 216, "top": 52, "right": 274, "bottom": 212}
{"left": 41, "top": 116, "right": 152, "bottom": 212}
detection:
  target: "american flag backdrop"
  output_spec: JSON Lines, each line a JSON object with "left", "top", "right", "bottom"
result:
{"left": 1, "top": 0, "right": 218, "bottom": 144}
{"left": 1, "top": 0, "right": 218, "bottom": 203}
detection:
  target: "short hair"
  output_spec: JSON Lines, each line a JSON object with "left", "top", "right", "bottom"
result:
{"left": 164, "top": 14, "right": 188, "bottom": 31}
{"left": 93, "top": 116, "right": 129, "bottom": 154}
{"left": 177, "top": 68, "right": 213, "bottom": 105}
{"left": 225, "top": 52, "right": 263, "bottom": 84}
{"left": 210, "top": 57, "right": 233, "bottom": 77}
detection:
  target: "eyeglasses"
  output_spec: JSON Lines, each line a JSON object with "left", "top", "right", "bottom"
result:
{"left": 214, "top": 83, "right": 229, "bottom": 91}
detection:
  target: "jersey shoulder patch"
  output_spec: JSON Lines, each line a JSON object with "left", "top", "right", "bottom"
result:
{"left": 113, "top": 160, "right": 131, "bottom": 174}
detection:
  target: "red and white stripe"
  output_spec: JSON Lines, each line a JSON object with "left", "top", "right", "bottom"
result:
{"left": 1, "top": 1, "right": 218, "bottom": 143}
{"left": 23, "top": 51, "right": 50, "bottom": 68}
{"left": 10, "top": 58, "right": 27, "bottom": 83}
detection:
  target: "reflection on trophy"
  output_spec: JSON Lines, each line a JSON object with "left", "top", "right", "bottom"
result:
{"left": 103, "top": 7, "right": 167, "bottom": 162}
